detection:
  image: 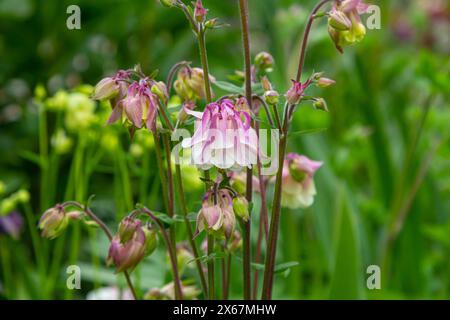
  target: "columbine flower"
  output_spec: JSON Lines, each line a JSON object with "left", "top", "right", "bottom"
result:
{"left": 285, "top": 80, "right": 310, "bottom": 105}
{"left": 194, "top": 189, "right": 236, "bottom": 240}
{"left": 174, "top": 67, "right": 215, "bottom": 101}
{"left": 108, "top": 218, "right": 147, "bottom": 273}
{"left": 281, "top": 153, "right": 323, "bottom": 209}
{"left": 328, "top": 0, "right": 370, "bottom": 52}
{"left": 194, "top": 0, "right": 208, "bottom": 23}
{"left": 92, "top": 70, "right": 130, "bottom": 101}
{"left": 182, "top": 99, "right": 258, "bottom": 170}
{"left": 107, "top": 80, "right": 158, "bottom": 132}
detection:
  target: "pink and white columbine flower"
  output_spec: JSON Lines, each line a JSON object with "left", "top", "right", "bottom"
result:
{"left": 107, "top": 79, "right": 158, "bottom": 132}
{"left": 281, "top": 153, "right": 323, "bottom": 209}
{"left": 195, "top": 189, "right": 236, "bottom": 240}
{"left": 182, "top": 99, "right": 258, "bottom": 170}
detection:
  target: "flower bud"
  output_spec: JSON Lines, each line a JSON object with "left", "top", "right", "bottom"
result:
{"left": 205, "top": 18, "right": 218, "bottom": 29}
{"left": 316, "top": 77, "right": 336, "bottom": 88}
{"left": 254, "top": 52, "right": 274, "bottom": 72}
{"left": 143, "top": 226, "right": 158, "bottom": 256}
{"left": 92, "top": 77, "right": 120, "bottom": 101}
{"left": 177, "top": 101, "right": 196, "bottom": 123}
{"left": 261, "top": 76, "right": 272, "bottom": 91}
{"left": 194, "top": 0, "right": 208, "bottom": 23}
{"left": 151, "top": 81, "right": 169, "bottom": 102}
{"left": 313, "top": 98, "right": 329, "bottom": 112}
{"left": 118, "top": 217, "right": 141, "bottom": 244}
{"left": 328, "top": 9, "right": 352, "bottom": 31}
{"left": 39, "top": 205, "right": 69, "bottom": 239}
{"left": 232, "top": 196, "right": 249, "bottom": 222}
{"left": 221, "top": 207, "right": 236, "bottom": 240}
{"left": 264, "top": 90, "right": 279, "bottom": 105}
{"left": 107, "top": 227, "right": 146, "bottom": 273}
{"left": 159, "top": 0, "right": 176, "bottom": 7}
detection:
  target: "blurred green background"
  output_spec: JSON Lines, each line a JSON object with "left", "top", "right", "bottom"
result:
{"left": 0, "top": 0, "right": 449, "bottom": 299}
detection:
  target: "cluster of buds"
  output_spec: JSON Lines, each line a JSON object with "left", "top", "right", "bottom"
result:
{"left": 174, "top": 67, "right": 215, "bottom": 102}
{"left": 38, "top": 204, "right": 83, "bottom": 239}
{"left": 328, "top": 0, "right": 370, "bottom": 53}
{"left": 107, "top": 216, "right": 158, "bottom": 273}
{"left": 194, "top": 189, "right": 237, "bottom": 240}
{"left": 281, "top": 153, "right": 323, "bottom": 209}
{"left": 92, "top": 69, "right": 168, "bottom": 134}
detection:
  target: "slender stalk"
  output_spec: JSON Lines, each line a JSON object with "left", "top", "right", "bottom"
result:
{"left": 261, "top": 0, "right": 333, "bottom": 300}
{"left": 238, "top": 0, "right": 253, "bottom": 300}
{"left": 152, "top": 133, "right": 169, "bottom": 213}
{"left": 197, "top": 24, "right": 213, "bottom": 103}
{"left": 140, "top": 207, "right": 183, "bottom": 299}
{"left": 63, "top": 201, "right": 138, "bottom": 300}
{"left": 207, "top": 234, "right": 215, "bottom": 299}
{"left": 174, "top": 163, "right": 208, "bottom": 296}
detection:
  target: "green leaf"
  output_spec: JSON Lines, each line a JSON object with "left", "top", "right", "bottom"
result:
{"left": 213, "top": 81, "right": 244, "bottom": 94}
{"left": 329, "top": 186, "right": 364, "bottom": 299}
{"left": 288, "top": 127, "right": 328, "bottom": 137}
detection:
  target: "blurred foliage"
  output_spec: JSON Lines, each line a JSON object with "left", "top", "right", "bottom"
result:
{"left": 0, "top": 0, "right": 450, "bottom": 299}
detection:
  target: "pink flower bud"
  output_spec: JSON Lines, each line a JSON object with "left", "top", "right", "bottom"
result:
{"left": 285, "top": 80, "right": 307, "bottom": 105}
{"left": 194, "top": 0, "right": 208, "bottom": 23}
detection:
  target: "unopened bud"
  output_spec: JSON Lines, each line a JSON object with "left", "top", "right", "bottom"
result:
{"left": 328, "top": 9, "right": 352, "bottom": 31}
{"left": 316, "top": 77, "right": 336, "bottom": 88}
{"left": 194, "top": 0, "right": 208, "bottom": 23}
{"left": 205, "top": 18, "right": 218, "bottom": 29}
{"left": 264, "top": 90, "right": 279, "bottom": 105}
{"left": 143, "top": 226, "right": 158, "bottom": 256}
{"left": 118, "top": 217, "right": 141, "bottom": 244}
{"left": 261, "top": 76, "right": 272, "bottom": 91}
{"left": 232, "top": 196, "right": 249, "bottom": 222}
{"left": 92, "top": 77, "right": 119, "bottom": 101}
{"left": 313, "top": 98, "right": 329, "bottom": 112}
{"left": 151, "top": 81, "right": 169, "bottom": 102}
{"left": 159, "top": 0, "right": 176, "bottom": 7}
{"left": 39, "top": 205, "right": 69, "bottom": 239}
{"left": 254, "top": 52, "right": 274, "bottom": 72}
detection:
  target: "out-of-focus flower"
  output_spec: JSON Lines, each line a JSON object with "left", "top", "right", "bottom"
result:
{"left": 0, "top": 181, "right": 5, "bottom": 196}
{"left": 51, "top": 129, "right": 73, "bottom": 155}
{"left": 39, "top": 205, "right": 69, "bottom": 239}
{"left": 195, "top": 189, "right": 236, "bottom": 239}
{"left": 182, "top": 99, "right": 258, "bottom": 170}
{"left": 194, "top": 0, "right": 208, "bottom": 23}
{"left": 91, "top": 70, "right": 130, "bottom": 101}
{"left": 145, "top": 282, "right": 200, "bottom": 300}
{"left": 176, "top": 243, "right": 195, "bottom": 275}
{"left": 0, "top": 211, "right": 23, "bottom": 239}
{"left": 65, "top": 92, "right": 96, "bottom": 133}
{"left": 151, "top": 81, "right": 169, "bottom": 103}
{"left": 229, "top": 171, "right": 260, "bottom": 195}
{"left": 46, "top": 90, "right": 69, "bottom": 111}
{"left": 281, "top": 153, "right": 323, "bottom": 209}
{"left": 227, "top": 230, "right": 242, "bottom": 252}
{"left": 107, "top": 217, "right": 156, "bottom": 273}
{"left": 107, "top": 80, "right": 159, "bottom": 132}
{"left": 328, "top": 0, "right": 370, "bottom": 52}
{"left": 254, "top": 52, "right": 274, "bottom": 72}
{"left": 86, "top": 287, "right": 134, "bottom": 300}
{"left": 174, "top": 67, "right": 215, "bottom": 101}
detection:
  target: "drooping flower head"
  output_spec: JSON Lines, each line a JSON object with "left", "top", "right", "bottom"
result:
{"left": 194, "top": 189, "right": 236, "bottom": 240}
{"left": 182, "top": 98, "right": 258, "bottom": 170}
{"left": 281, "top": 153, "right": 323, "bottom": 209}
{"left": 174, "top": 67, "right": 215, "bottom": 101}
{"left": 328, "top": 0, "right": 370, "bottom": 52}
{"left": 107, "top": 217, "right": 157, "bottom": 273}
{"left": 107, "top": 79, "right": 159, "bottom": 132}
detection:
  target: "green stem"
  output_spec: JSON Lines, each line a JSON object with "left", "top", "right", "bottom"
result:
{"left": 197, "top": 24, "right": 213, "bottom": 103}
{"left": 238, "top": 0, "right": 252, "bottom": 300}
{"left": 207, "top": 234, "right": 215, "bottom": 300}
{"left": 175, "top": 163, "right": 208, "bottom": 296}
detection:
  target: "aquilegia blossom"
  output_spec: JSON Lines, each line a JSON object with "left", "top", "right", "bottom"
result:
{"left": 182, "top": 98, "right": 258, "bottom": 170}
{"left": 281, "top": 153, "right": 323, "bottom": 209}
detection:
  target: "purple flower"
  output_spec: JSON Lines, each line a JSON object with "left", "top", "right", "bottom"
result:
{"left": 281, "top": 153, "right": 323, "bottom": 209}
{"left": 285, "top": 80, "right": 310, "bottom": 105}
{"left": 182, "top": 99, "right": 258, "bottom": 170}
{"left": 0, "top": 211, "right": 23, "bottom": 239}
{"left": 107, "top": 80, "right": 159, "bottom": 132}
